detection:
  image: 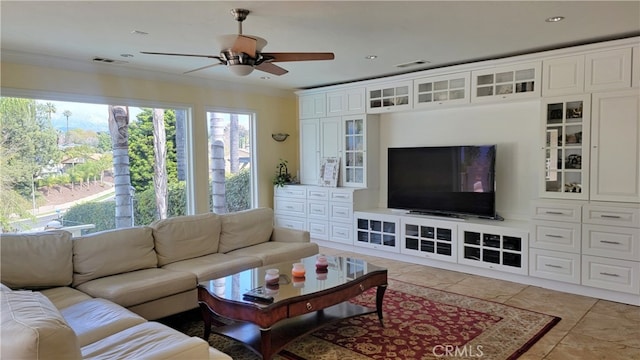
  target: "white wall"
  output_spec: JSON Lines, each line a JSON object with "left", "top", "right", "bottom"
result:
{"left": 378, "top": 100, "right": 541, "bottom": 220}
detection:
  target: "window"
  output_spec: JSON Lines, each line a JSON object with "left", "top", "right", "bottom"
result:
{"left": 206, "top": 110, "right": 256, "bottom": 213}
{"left": 1, "top": 96, "right": 190, "bottom": 234}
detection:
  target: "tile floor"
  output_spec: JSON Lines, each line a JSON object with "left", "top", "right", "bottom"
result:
{"left": 319, "top": 246, "right": 640, "bottom": 359}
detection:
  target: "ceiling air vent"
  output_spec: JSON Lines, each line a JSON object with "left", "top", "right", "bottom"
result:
{"left": 92, "top": 57, "right": 128, "bottom": 64}
{"left": 395, "top": 60, "right": 430, "bottom": 68}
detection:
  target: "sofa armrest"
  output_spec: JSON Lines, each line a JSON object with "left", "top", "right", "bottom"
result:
{"left": 270, "top": 227, "right": 310, "bottom": 243}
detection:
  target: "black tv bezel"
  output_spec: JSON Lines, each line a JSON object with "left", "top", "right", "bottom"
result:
{"left": 387, "top": 145, "right": 499, "bottom": 220}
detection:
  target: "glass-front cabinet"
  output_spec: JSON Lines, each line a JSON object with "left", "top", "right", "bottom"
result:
{"left": 471, "top": 62, "right": 541, "bottom": 102}
{"left": 343, "top": 116, "right": 365, "bottom": 186}
{"left": 413, "top": 72, "right": 470, "bottom": 108}
{"left": 354, "top": 212, "right": 399, "bottom": 252}
{"left": 540, "top": 95, "right": 591, "bottom": 200}
{"left": 366, "top": 81, "right": 413, "bottom": 113}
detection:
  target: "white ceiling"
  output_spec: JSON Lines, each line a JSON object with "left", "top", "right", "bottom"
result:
{"left": 2, "top": 1, "right": 639, "bottom": 91}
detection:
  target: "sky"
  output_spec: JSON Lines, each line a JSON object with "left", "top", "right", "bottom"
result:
{"left": 37, "top": 100, "right": 143, "bottom": 132}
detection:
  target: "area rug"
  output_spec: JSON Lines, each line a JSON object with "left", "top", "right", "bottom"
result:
{"left": 162, "top": 279, "right": 560, "bottom": 360}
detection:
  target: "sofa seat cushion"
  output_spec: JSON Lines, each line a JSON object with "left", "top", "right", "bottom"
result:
{"left": 218, "top": 207, "right": 274, "bottom": 253}
{"left": 81, "top": 322, "right": 223, "bottom": 360}
{"left": 151, "top": 213, "right": 222, "bottom": 266}
{"left": 41, "top": 286, "right": 92, "bottom": 310}
{"left": 75, "top": 268, "right": 196, "bottom": 308}
{"left": 161, "top": 253, "right": 262, "bottom": 282}
{"left": 1, "top": 290, "right": 82, "bottom": 360}
{"left": 61, "top": 298, "right": 147, "bottom": 347}
{"left": 1, "top": 230, "right": 73, "bottom": 289}
{"left": 73, "top": 227, "right": 157, "bottom": 287}
{"left": 227, "top": 241, "right": 319, "bottom": 266}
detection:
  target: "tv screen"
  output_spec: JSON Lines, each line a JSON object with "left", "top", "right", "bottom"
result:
{"left": 387, "top": 145, "right": 497, "bottom": 219}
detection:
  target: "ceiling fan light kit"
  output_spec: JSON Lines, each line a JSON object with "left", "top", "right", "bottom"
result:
{"left": 141, "top": 8, "right": 334, "bottom": 77}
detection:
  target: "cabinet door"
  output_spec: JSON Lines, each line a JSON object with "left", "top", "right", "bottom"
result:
{"left": 471, "top": 62, "right": 541, "bottom": 102}
{"left": 326, "top": 88, "right": 366, "bottom": 116}
{"left": 320, "top": 117, "right": 342, "bottom": 159}
{"left": 542, "top": 55, "right": 585, "bottom": 96}
{"left": 299, "top": 119, "right": 320, "bottom": 185}
{"left": 590, "top": 90, "right": 640, "bottom": 203}
{"left": 540, "top": 95, "right": 590, "bottom": 200}
{"left": 413, "top": 72, "right": 470, "bottom": 108}
{"left": 366, "top": 81, "right": 413, "bottom": 113}
{"left": 585, "top": 48, "right": 632, "bottom": 92}
{"left": 299, "top": 94, "right": 326, "bottom": 119}
{"left": 342, "top": 115, "right": 367, "bottom": 187}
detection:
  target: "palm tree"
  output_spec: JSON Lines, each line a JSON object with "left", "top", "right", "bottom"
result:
{"left": 63, "top": 110, "right": 72, "bottom": 143}
{"left": 44, "top": 102, "right": 56, "bottom": 124}
{"left": 108, "top": 105, "right": 133, "bottom": 228}
{"left": 152, "top": 108, "right": 168, "bottom": 219}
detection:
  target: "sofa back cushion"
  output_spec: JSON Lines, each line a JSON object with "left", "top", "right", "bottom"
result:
{"left": 72, "top": 227, "right": 157, "bottom": 287}
{"left": 218, "top": 207, "right": 274, "bottom": 253}
{"left": 151, "top": 213, "right": 221, "bottom": 266}
{"left": 0, "top": 231, "right": 73, "bottom": 289}
{"left": 1, "top": 290, "right": 83, "bottom": 360}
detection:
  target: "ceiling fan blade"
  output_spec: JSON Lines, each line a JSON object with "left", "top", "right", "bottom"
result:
{"left": 262, "top": 52, "right": 335, "bottom": 62}
{"left": 230, "top": 35, "right": 257, "bottom": 57}
{"left": 141, "top": 51, "right": 222, "bottom": 60}
{"left": 255, "top": 62, "right": 289, "bottom": 76}
{"left": 183, "top": 63, "right": 223, "bottom": 74}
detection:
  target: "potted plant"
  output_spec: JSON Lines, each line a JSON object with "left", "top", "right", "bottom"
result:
{"left": 272, "top": 159, "right": 293, "bottom": 187}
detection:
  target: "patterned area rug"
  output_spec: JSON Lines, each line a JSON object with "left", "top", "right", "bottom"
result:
{"left": 161, "top": 279, "right": 560, "bottom": 360}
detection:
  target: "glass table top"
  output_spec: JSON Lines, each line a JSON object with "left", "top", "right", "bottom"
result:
{"left": 199, "top": 254, "right": 386, "bottom": 305}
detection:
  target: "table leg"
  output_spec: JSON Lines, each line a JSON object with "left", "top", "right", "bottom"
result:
{"left": 260, "top": 327, "right": 273, "bottom": 359}
{"left": 376, "top": 285, "right": 387, "bottom": 326}
{"left": 198, "top": 302, "right": 212, "bottom": 340}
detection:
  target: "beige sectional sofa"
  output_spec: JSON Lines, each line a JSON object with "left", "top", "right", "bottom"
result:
{"left": 1, "top": 207, "right": 318, "bottom": 359}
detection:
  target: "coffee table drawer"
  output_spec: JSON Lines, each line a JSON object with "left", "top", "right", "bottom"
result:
{"left": 288, "top": 286, "right": 364, "bottom": 316}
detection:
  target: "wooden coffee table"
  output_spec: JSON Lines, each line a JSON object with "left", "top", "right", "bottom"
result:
{"left": 197, "top": 255, "right": 387, "bottom": 360}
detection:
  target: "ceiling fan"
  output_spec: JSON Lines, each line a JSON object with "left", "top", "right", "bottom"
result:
{"left": 141, "top": 8, "right": 335, "bottom": 76}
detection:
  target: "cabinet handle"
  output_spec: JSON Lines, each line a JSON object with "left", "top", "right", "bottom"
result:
{"left": 286, "top": 206, "right": 294, "bottom": 210}
{"left": 545, "top": 211, "right": 564, "bottom": 215}
{"left": 336, "top": 231, "right": 346, "bottom": 236}
{"left": 600, "top": 240, "right": 621, "bottom": 245}
{"left": 359, "top": 284, "right": 365, "bottom": 292}
{"left": 600, "top": 215, "right": 621, "bottom": 219}
{"left": 306, "top": 302, "right": 313, "bottom": 311}
{"left": 545, "top": 234, "right": 564, "bottom": 238}
{"left": 599, "top": 272, "right": 620, "bottom": 277}
{"left": 545, "top": 264, "right": 563, "bottom": 269}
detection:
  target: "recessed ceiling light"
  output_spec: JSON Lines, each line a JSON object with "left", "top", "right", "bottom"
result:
{"left": 365, "top": 55, "right": 378, "bottom": 60}
{"left": 131, "top": 30, "right": 149, "bottom": 35}
{"left": 545, "top": 16, "right": 565, "bottom": 23}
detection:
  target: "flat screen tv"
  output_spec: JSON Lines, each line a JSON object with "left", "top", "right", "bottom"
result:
{"left": 387, "top": 145, "right": 498, "bottom": 219}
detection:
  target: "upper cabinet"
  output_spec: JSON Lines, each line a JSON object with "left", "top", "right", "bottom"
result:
{"left": 326, "top": 88, "right": 366, "bottom": 116}
{"left": 299, "top": 93, "right": 326, "bottom": 119}
{"left": 584, "top": 48, "right": 632, "bottom": 92}
{"left": 342, "top": 114, "right": 379, "bottom": 188}
{"left": 413, "top": 72, "right": 470, "bottom": 109}
{"left": 471, "top": 62, "right": 541, "bottom": 103}
{"left": 542, "top": 55, "right": 585, "bottom": 97}
{"left": 366, "top": 81, "right": 413, "bottom": 113}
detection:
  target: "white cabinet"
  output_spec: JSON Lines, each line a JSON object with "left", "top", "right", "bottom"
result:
{"left": 585, "top": 48, "right": 632, "bottom": 92}
{"left": 540, "top": 95, "right": 591, "bottom": 200}
{"left": 274, "top": 185, "right": 307, "bottom": 231}
{"left": 400, "top": 216, "right": 457, "bottom": 262}
{"left": 298, "top": 93, "right": 326, "bottom": 119}
{"left": 326, "top": 88, "right": 366, "bottom": 116}
{"left": 590, "top": 90, "right": 640, "bottom": 203}
{"left": 342, "top": 114, "right": 379, "bottom": 188}
{"left": 299, "top": 119, "right": 320, "bottom": 185}
{"left": 542, "top": 55, "right": 585, "bottom": 96}
{"left": 529, "top": 200, "right": 582, "bottom": 284}
{"left": 413, "top": 72, "right": 470, "bottom": 108}
{"left": 458, "top": 223, "right": 528, "bottom": 275}
{"left": 320, "top": 117, "right": 342, "bottom": 160}
{"left": 366, "top": 81, "right": 413, "bottom": 113}
{"left": 471, "top": 62, "right": 541, "bottom": 102}
{"left": 354, "top": 212, "right": 400, "bottom": 252}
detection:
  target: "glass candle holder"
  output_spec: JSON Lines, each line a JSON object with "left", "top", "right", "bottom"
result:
{"left": 315, "top": 254, "right": 329, "bottom": 271}
{"left": 291, "top": 262, "right": 306, "bottom": 277}
{"left": 265, "top": 268, "right": 280, "bottom": 286}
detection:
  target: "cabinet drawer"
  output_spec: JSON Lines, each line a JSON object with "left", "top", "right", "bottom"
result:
{"left": 530, "top": 248, "right": 581, "bottom": 284}
{"left": 582, "top": 255, "right": 640, "bottom": 294}
{"left": 275, "top": 186, "right": 307, "bottom": 199}
{"left": 274, "top": 216, "right": 306, "bottom": 231}
{"left": 330, "top": 223, "right": 353, "bottom": 244}
{"left": 307, "top": 188, "right": 329, "bottom": 200}
{"left": 274, "top": 198, "right": 306, "bottom": 217}
{"left": 582, "top": 205, "right": 640, "bottom": 227}
{"left": 330, "top": 190, "right": 353, "bottom": 202}
{"left": 530, "top": 220, "right": 581, "bottom": 253}
{"left": 531, "top": 201, "right": 582, "bottom": 222}
{"left": 330, "top": 202, "right": 353, "bottom": 223}
{"left": 307, "top": 200, "right": 329, "bottom": 220}
{"left": 307, "top": 220, "right": 329, "bottom": 240}
{"left": 582, "top": 224, "right": 640, "bottom": 261}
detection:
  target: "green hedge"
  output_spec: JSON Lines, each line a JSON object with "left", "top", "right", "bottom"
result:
{"left": 63, "top": 201, "right": 115, "bottom": 234}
